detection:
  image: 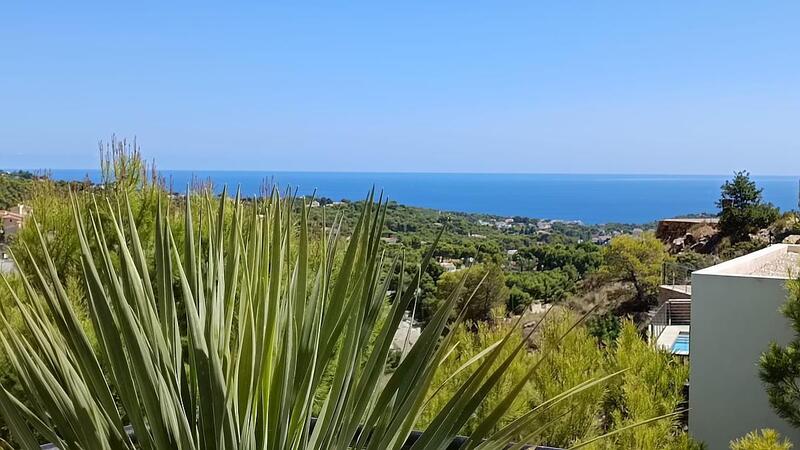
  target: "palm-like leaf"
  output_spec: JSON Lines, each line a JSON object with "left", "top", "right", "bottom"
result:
{"left": 0, "top": 189, "right": 629, "bottom": 449}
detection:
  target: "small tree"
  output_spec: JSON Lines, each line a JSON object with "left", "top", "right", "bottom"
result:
{"left": 717, "top": 171, "right": 780, "bottom": 242}
{"left": 601, "top": 233, "right": 670, "bottom": 306}
{"left": 435, "top": 263, "right": 509, "bottom": 322}
{"left": 760, "top": 278, "right": 800, "bottom": 427}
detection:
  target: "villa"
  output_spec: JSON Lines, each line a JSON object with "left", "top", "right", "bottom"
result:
{"left": 689, "top": 244, "right": 800, "bottom": 448}
{"left": 646, "top": 244, "right": 800, "bottom": 448}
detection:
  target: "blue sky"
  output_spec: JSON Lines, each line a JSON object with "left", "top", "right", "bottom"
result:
{"left": 2, "top": 1, "right": 799, "bottom": 174}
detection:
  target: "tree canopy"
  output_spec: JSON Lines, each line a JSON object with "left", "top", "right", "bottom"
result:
{"left": 760, "top": 278, "right": 800, "bottom": 427}
{"left": 601, "top": 233, "right": 670, "bottom": 306}
{"left": 717, "top": 171, "right": 780, "bottom": 242}
{"left": 434, "top": 263, "right": 509, "bottom": 322}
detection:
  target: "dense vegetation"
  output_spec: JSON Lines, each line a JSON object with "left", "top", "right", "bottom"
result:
{"left": 0, "top": 171, "right": 34, "bottom": 211}
{"left": 6, "top": 146, "right": 799, "bottom": 448}
{"left": 729, "top": 429, "right": 793, "bottom": 450}
{"left": 418, "top": 315, "right": 695, "bottom": 449}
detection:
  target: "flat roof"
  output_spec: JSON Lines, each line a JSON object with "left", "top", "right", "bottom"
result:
{"left": 694, "top": 244, "right": 800, "bottom": 279}
{"left": 659, "top": 218, "right": 720, "bottom": 223}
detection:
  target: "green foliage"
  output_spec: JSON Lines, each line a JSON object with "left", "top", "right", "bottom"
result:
{"left": 730, "top": 429, "right": 793, "bottom": 450}
{"left": 675, "top": 250, "right": 718, "bottom": 270}
{"left": 99, "top": 136, "right": 158, "bottom": 193}
{"left": 10, "top": 176, "right": 165, "bottom": 285}
{"left": 586, "top": 313, "right": 622, "bottom": 345}
{"left": 518, "top": 242, "right": 602, "bottom": 275}
{"left": 771, "top": 212, "right": 800, "bottom": 243}
{"left": 416, "top": 322, "right": 535, "bottom": 435}
{"left": 434, "top": 263, "right": 509, "bottom": 322}
{"left": 600, "top": 233, "right": 670, "bottom": 306}
{"left": 0, "top": 188, "right": 630, "bottom": 450}
{"left": 717, "top": 171, "right": 780, "bottom": 243}
{"left": 760, "top": 278, "right": 800, "bottom": 427}
{"left": 0, "top": 173, "right": 33, "bottom": 211}
{"left": 592, "top": 324, "right": 691, "bottom": 450}
{"left": 527, "top": 312, "right": 606, "bottom": 445}
{"left": 718, "top": 238, "right": 769, "bottom": 261}
{"left": 505, "top": 267, "right": 579, "bottom": 313}
{"left": 418, "top": 314, "right": 694, "bottom": 449}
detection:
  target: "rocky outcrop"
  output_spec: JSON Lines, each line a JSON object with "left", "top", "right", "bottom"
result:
{"left": 783, "top": 235, "right": 800, "bottom": 245}
{"left": 666, "top": 222, "right": 719, "bottom": 254}
{"left": 656, "top": 218, "right": 719, "bottom": 241}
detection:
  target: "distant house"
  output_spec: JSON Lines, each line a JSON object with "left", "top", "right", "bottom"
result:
{"left": 1, "top": 204, "right": 32, "bottom": 238}
{"left": 440, "top": 261, "right": 457, "bottom": 272}
{"left": 380, "top": 235, "right": 399, "bottom": 245}
{"left": 592, "top": 235, "right": 612, "bottom": 245}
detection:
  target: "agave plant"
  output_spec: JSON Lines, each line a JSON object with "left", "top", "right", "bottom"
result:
{"left": 0, "top": 189, "right": 658, "bottom": 450}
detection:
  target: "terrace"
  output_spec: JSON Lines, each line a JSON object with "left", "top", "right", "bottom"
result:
{"left": 648, "top": 262, "right": 694, "bottom": 355}
{"left": 649, "top": 299, "right": 691, "bottom": 355}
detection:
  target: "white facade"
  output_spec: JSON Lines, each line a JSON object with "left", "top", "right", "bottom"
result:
{"left": 690, "top": 244, "right": 800, "bottom": 449}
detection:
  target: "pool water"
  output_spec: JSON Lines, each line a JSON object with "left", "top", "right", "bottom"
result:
{"left": 672, "top": 332, "right": 690, "bottom": 355}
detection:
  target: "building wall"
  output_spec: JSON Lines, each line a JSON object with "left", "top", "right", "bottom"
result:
{"left": 2, "top": 217, "right": 22, "bottom": 236}
{"left": 690, "top": 271, "right": 798, "bottom": 449}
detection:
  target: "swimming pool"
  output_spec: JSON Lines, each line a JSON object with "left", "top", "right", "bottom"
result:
{"left": 672, "top": 332, "right": 690, "bottom": 355}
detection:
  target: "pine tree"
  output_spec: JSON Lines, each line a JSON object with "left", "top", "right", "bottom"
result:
{"left": 760, "top": 279, "right": 800, "bottom": 427}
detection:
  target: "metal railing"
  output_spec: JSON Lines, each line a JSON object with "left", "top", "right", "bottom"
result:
{"left": 661, "top": 262, "right": 695, "bottom": 294}
{"left": 649, "top": 299, "right": 691, "bottom": 343}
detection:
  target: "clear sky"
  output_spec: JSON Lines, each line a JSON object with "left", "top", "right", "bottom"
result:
{"left": 2, "top": 1, "right": 799, "bottom": 174}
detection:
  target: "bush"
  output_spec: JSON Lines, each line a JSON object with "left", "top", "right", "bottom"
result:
{"left": 771, "top": 212, "right": 800, "bottom": 243}
{"left": 586, "top": 313, "right": 622, "bottom": 345}
{"left": 675, "top": 250, "right": 718, "bottom": 270}
{"left": 418, "top": 313, "right": 695, "bottom": 449}
{"left": 730, "top": 429, "right": 792, "bottom": 450}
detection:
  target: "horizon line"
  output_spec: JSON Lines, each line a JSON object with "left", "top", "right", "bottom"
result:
{"left": 4, "top": 167, "right": 799, "bottom": 179}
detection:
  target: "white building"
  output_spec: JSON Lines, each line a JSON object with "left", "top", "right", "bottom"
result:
{"left": 690, "top": 244, "right": 800, "bottom": 449}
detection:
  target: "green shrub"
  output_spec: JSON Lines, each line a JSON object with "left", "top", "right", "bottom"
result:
{"left": 0, "top": 191, "right": 638, "bottom": 450}
{"left": 730, "top": 429, "right": 793, "bottom": 450}
{"left": 586, "top": 313, "right": 622, "bottom": 345}
{"left": 418, "top": 313, "right": 695, "bottom": 449}
{"left": 771, "top": 212, "right": 800, "bottom": 243}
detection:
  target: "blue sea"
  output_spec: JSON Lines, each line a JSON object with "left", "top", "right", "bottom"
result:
{"left": 47, "top": 170, "right": 798, "bottom": 225}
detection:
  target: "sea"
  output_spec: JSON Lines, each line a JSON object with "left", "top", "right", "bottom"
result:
{"left": 47, "top": 170, "right": 799, "bottom": 225}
